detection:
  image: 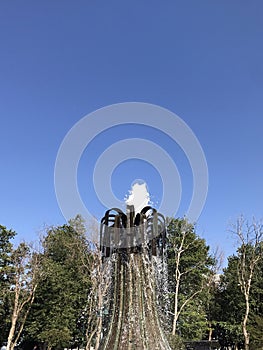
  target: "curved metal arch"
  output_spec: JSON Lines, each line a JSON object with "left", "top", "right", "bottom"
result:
{"left": 101, "top": 208, "right": 127, "bottom": 227}
{"left": 100, "top": 206, "right": 167, "bottom": 259}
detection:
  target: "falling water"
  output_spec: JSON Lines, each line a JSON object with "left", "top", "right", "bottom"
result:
{"left": 99, "top": 203, "right": 171, "bottom": 350}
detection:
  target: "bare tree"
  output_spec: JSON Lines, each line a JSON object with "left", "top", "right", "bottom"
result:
{"left": 6, "top": 243, "right": 41, "bottom": 350}
{"left": 230, "top": 216, "right": 263, "bottom": 350}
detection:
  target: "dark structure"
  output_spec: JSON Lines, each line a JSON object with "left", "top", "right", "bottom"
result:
{"left": 185, "top": 340, "right": 220, "bottom": 350}
{"left": 100, "top": 205, "right": 166, "bottom": 259}
{"left": 99, "top": 205, "right": 171, "bottom": 350}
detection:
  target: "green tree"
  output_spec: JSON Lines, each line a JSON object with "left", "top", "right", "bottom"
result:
{"left": 230, "top": 217, "right": 263, "bottom": 350}
{"left": 6, "top": 243, "right": 41, "bottom": 350}
{"left": 213, "top": 221, "right": 263, "bottom": 350}
{"left": 0, "top": 225, "right": 16, "bottom": 345}
{"left": 214, "top": 255, "right": 244, "bottom": 348}
{"left": 249, "top": 252, "right": 263, "bottom": 349}
{"left": 24, "top": 217, "right": 91, "bottom": 350}
{"left": 167, "top": 218, "right": 214, "bottom": 341}
{"left": 202, "top": 248, "right": 224, "bottom": 342}
{"left": 1, "top": 226, "right": 40, "bottom": 350}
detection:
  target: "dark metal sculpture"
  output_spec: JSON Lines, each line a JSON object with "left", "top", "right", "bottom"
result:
{"left": 100, "top": 205, "right": 166, "bottom": 260}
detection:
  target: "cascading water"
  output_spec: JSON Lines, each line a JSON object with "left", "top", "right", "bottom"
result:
{"left": 99, "top": 205, "right": 171, "bottom": 350}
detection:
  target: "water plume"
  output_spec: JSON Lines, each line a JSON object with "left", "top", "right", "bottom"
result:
{"left": 125, "top": 180, "right": 151, "bottom": 214}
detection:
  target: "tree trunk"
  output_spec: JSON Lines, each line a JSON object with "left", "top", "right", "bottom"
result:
{"left": 95, "top": 316, "right": 102, "bottom": 350}
{"left": 208, "top": 321, "right": 212, "bottom": 341}
{"left": 7, "top": 284, "right": 20, "bottom": 350}
{"left": 86, "top": 328, "right": 96, "bottom": 350}
{"left": 6, "top": 313, "right": 18, "bottom": 350}
{"left": 243, "top": 294, "right": 250, "bottom": 350}
{"left": 172, "top": 274, "right": 180, "bottom": 335}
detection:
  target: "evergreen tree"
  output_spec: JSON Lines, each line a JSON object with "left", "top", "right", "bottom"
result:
{"left": 214, "top": 256, "right": 244, "bottom": 348}
{"left": 0, "top": 225, "right": 16, "bottom": 345}
{"left": 24, "top": 217, "right": 91, "bottom": 350}
{"left": 214, "top": 244, "right": 263, "bottom": 349}
{"left": 249, "top": 252, "right": 263, "bottom": 349}
{"left": 1, "top": 225, "right": 41, "bottom": 350}
{"left": 6, "top": 242, "right": 41, "bottom": 350}
{"left": 167, "top": 218, "right": 214, "bottom": 341}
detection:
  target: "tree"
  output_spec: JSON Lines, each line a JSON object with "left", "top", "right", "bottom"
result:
{"left": 212, "top": 218, "right": 263, "bottom": 349}
{"left": 24, "top": 217, "right": 92, "bottom": 350}
{"left": 0, "top": 225, "right": 16, "bottom": 345}
{"left": 249, "top": 251, "right": 263, "bottom": 349}
{"left": 167, "top": 218, "right": 214, "bottom": 340}
{"left": 230, "top": 217, "right": 263, "bottom": 350}
{"left": 203, "top": 248, "right": 224, "bottom": 342}
{"left": 0, "top": 225, "right": 41, "bottom": 350}
{"left": 215, "top": 255, "right": 244, "bottom": 349}
{"left": 6, "top": 243, "right": 41, "bottom": 350}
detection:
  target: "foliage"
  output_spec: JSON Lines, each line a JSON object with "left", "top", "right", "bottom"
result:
{"left": 166, "top": 218, "right": 215, "bottom": 340}
{"left": 249, "top": 253, "right": 263, "bottom": 349}
{"left": 7, "top": 242, "right": 41, "bottom": 350}
{"left": 213, "top": 243, "right": 263, "bottom": 349}
{"left": 167, "top": 333, "right": 186, "bottom": 350}
{"left": 179, "top": 300, "right": 207, "bottom": 340}
{"left": 23, "top": 216, "right": 92, "bottom": 349}
{"left": 0, "top": 225, "right": 16, "bottom": 345}
{"left": 1, "top": 215, "right": 263, "bottom": 350}
{"left": 249, "top": 315, "right": 263, "bottom": 350}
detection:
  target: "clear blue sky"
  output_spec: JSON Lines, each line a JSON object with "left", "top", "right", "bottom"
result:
{"left": 1, "top": 1, "right": 263, "bottom": 263}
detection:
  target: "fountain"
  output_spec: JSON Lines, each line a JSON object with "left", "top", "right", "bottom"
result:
{"left": 99, "top": 205, "right": 171, "bottom": 350}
